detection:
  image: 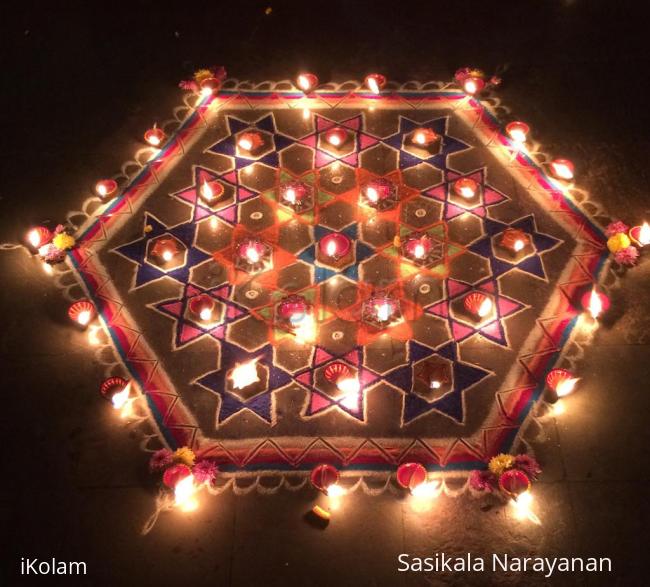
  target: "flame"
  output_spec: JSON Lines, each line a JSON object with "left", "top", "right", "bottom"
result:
{"left": 200, "top": 180, "right": 214, "bottom": 201}
{"left": 294, "top": 313, "right": 316, "bottom": 344}
{"left": 414, "top": 131, "right": 426, "bottom": 145}
{"left": 513, "top": 239, "right": 525, "bottom": 252}
{"left": 326, "top": 239, "right": 338, "bottom": 257}
{"left": 375, "top": 302, "right": 392, "bottom": 322}
{"left": 478, "top": 297, "right": 493, "bottom": 318}
{"left": 639, "top": 222, "right": 650, "bottom": 245}
{"left": 413, "top": 243, "right": 425, "bottom": 259}
{"left": 238, "top": 137, "right": 253, "bottom": 151}
{"left": 297, "top": 74, "right": 311, "bottom": 91}
{"left": 328, "top": 133, "right": 342, "bottom": 147}
{"left": 366, "top": 186, "right": 379, "bottom": 203}
{"left": 230, "top": 359, "right": 260, "bottom": 389}
{"left": 552, "top": 161, "right": 574, "bottom": 180}
{"left": 246, "top": 246, "right": 260, "bottom": 264}
{"left": 430, "top": 379, "right": 442, "bottom": 389}
{"left": 556, "top": 377, "right": 579, "bottom": 397}
{"left": 209, "top": 216, "right": 218, "bottom": 231}
{"left": 162, "top": 249, "right": 174, "bottom": 262}
{"left": 284, "top": 188, "right": 296, "bottom": 205}
{"left": 511, "top": 491, "right": 541, "bottom": 525}
{"left": 77, "top": 310, "right": 92, "bottom": 326}
{"left": 587, "top": 288, "right": 603, "bottom": 319}
{"left": 42, "top": 262, "right": 53, "bottom": 275}
{"left": 367, "top": 77, "right": 380, "bottom": 95}
{"left": 174, "top": 474, "right": 199, "bottom": 512}
{"left": 411, "top": 480, "right": 440, "bottom": 499}
{"left": 199, "top": 307, "right": 213, "bottom": 322}
{"left": 459, "top": 186, "right": 475, "bottom": 199}
{"left": 27, "top": 229, "right": 42, "bottom": 248}
{"left": 302, "top": 107, "right": 310, "bottom": 120}
{"left": 111, "top": 382, "right": 135, "bottom": 418}
{"left": 509, "top": 128, "right": 527, "bottom": 144}
{"left": 464, "top": 79, "right": 478, "bottom": 95}
{"left": 96, "top": 183, "right": 108, "bottom": 197}
{"left": 87, "top": 324, "right": 102, "bottom": 346}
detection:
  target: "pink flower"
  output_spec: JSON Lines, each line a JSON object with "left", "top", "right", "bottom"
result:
{"left": 513, "top": 454, "right": 542, "bottom": 480}
{"left": 469, "top": 469, "right": 498, "bottom": 492}
{"left": 614, "top": 246, "right": 639, "bottom": 266}
{"left": 192, "top": 459, "right": 218, "bottom": 485}
{"left": 605, "top": 221, "right": 630, "bottom": 237}
{"left": 149, "top": 448, "right": 174, "bottom": 472}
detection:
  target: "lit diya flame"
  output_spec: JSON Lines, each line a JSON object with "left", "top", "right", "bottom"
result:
{"left": 412, "top": 127, "right": 438, "bottom": 146}
{"left": 199, "top": 77, "right": 220, "bottom": 96}
{"left": 464, "top": 292, "right": 493, "bottom": 319}
{"left": 582, "top": 287, "right": 608, "bottom": 320}
{"left": 151, "top": 237, "right": 180, "bottom": 263}
{"left": 68, "top": 300, "right": 95, "bottom": 326}
{"left": 630, "top": 222, "right": 650, "bottom": 246}
{"left": 246, "top": 246, "right": 260, "bottom": 263}
{"left": 189, "top": 294, "right": 216, "bottom": 323}
{"left": 505, "top": 121, "right": 530, "bottom": 144}
{"left": 144, "top": 124, "right": 165, "bottom": 146}
{"left": 364, "top": 73, "right": 386, "bottom": 95}
{"left": 550, "top": 158, "right": 575, "bottom": 180}
{"left": 546, "top": 368, "right": 579, "bottom": 397}
{"left": 27, "top": 226, "right": 51, "bottom": 249}
{"left": 463, "top": 77, "right": 484, "bottom": 95}
{"left": 500, "top": 228, "right": 530, "bottom": 254}
{"left": 174, "top": 474, "right": 199, "bottom": 512}
{"left": 453, "top": 177, "right": 478, "bottom": 199}
{"left": 95, "top": 179, "right": 118, "bottom": 199}
{"left": 375, "top": 300, "right": 393, "bottom": 322}
{"left": 237, "top": 131, "right": 263, "bottom": 152}
{"left": 199, "top": 180, "right": 222, "bottom": 203}
{"left": 296, "top": 73, "right": 318, "bottom": 93}
{"left": 324, "top": 127, "right": 347, "bottom": 147}
{"left": 280, "top": 181, "right": 309, "bottom": 208}
{"left": 111, "top": 381, "right": 132, "bottom": 414}
{"left": 336, "top": 376, "right": 361, "bottom": 410}
{"left": 510, "top": 491, "right": 541, "bottom": 525}
{"left": 230, "top": 359, "right": 260, "bottom": 390}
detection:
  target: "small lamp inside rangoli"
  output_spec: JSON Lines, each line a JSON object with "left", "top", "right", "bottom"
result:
{"left": 296, "top": 73, "right": 318, "bottom": 93}
{"left": 318, "top": 232, "right": 352, "bottom": 261}
{"left": 26, "top": 226, "right": 51, "bottom": 250}
{"left": 464, "top": 292, "right": 493, "bottom": 320}
{"left": 453, "top": 177, "right": 479, "bottom": 200}
{"left": 581, "top": 287, "right": 609, "bottom": 320}
{"left": 144, "top": 124, "right": 166, "bottom": 147}
{"left": 189, "top": 294, "right": 216, "bottom": 323}
{"left": 324, "top": 127, "right": 348, "bottom": 148}
{"left": 199, "top": 180, "right": 224, "bottom": 204}
{"left": 500, "top": 228, "right": 530, "bottom": 254}
{"left": 364, "top": 73, "right": 387, "bottom": 94}
{"left": 412, "top": 127, "right": 438, "bottom": 147}
{"left": 151, "top": 237, "right": 180, "bottom": 263}
{"left": 68, "top": 300, "right": 96, "bottom": 327}
{"left": 95, "top": 179, "right": 118, "bottom": 200}
{"left": 550, "top": 159, "right": 575, "bottom": 181}
{"left": 630, "top": 222, "right": 650, "bottom": 247}
{"left": 230, "top": 359, "right": 260, "bottom": 390}
{"left": 237, "top": 131, "right": 263, "bottom": 153}
{"left": 505, "top": 121, "right": 530, "bottom": 145}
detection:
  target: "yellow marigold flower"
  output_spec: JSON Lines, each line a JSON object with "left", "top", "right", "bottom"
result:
{"left": 174, "top": 446, "right": 196, "bottom": 466}
{"left": 193, "top": 69, "right": 213, "bottom": 83}
{"left": 52, "top": 233, "right": 76, "bottom": 251}
{"left": 393, "top": 235, "right": 401, "bottom": 247}
{"left": 607, "top": 233, "right": 630, "bottom": 254}
{"left": 488, "top": 453, "right": 514, "bottom": 476}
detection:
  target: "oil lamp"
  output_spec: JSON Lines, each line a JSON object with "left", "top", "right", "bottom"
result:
{"left": 505, "top": 121, "right": 530, "bottom": 145}
{"left": 500, "top": 228, "right": 530, "bottom": 254}
{"left": 462, "top": 76, "right": 485, "bottom": 95}
{"left": 361, "top": 178, "right": 397, "bottom": 209}
{"left": 199, "top": 77, "right": 221, "bottom": 96}
{"left": 324, "top": 127, "right": 348, "bottom": 148}
{"left": 151, "top": 237, "right": 180, "bottom": 263}
{"left": 403, "top": 233, "right": 433, "bottom": 264}
{"left": 630, "top": 222, "right": 650, "bottom": 247}
{"left": 396, "top": 462, "right": 439, "bottom": 498}
{"left": 277, "top": 295, "right": 311, "bottom": 328}
{"left": 68, "top": 300, "right": 95, "bottom": 327}
{"left": 412, "top": 127, "right": 438, "bottom": 147}
{"left": 95, "top": 179, "right": 118, "bottom": 200}
{"left": 189, "top": 294, "right": 216, "bottom": 323}
{"left": 236, "top": 238, "right": 270, "bottom": 272}
{"left": 464, "top": 292, "right": 493, "bottom": 320}
{"left": 370, "top": 295, "right": 396, "bottom": 324}
{"left": 237, "top": 131, "right": 263, "bottom": 153}
{"left": 199, "top": 180, "right": 223, "bottom": 204}
{"left": 310, "top": 463, "right": 340, "bottom": 493}
{"left": 550, "top": 159, "right": 575, "bottom": 181}
{"left": 364, "top": 73, "right": 387, "bottom": 94}
{"left": 546, "top": 368, "right": 579, "bottom": 397}
{"left": 26, "top": 226, "right": 51, "bottom": 250}
{"left": 296, "top": 73, "right": 318, "bottom": 93}
{"left": 318, "top": 232, "right": 352, "bottom": 261}
{"left": 230, "top": 359, "right": 260, "bottom": 390}
{"left": 453, "top": 177, "right": 479, "bottom": 199}
{"left": 144, "top": 124, "right": 166, "bottom": 147}
{"left": 279, "top": 181, "right": 311, "bottom": 211}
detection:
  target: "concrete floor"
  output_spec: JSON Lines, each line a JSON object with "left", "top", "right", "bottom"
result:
{"left": 1, "top": 1, "right": 649, "bottom": 585}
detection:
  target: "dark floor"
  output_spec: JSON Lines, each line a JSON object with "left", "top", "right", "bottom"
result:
{"left": 1, "top": 1, "right": 650, "bottom": 585}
